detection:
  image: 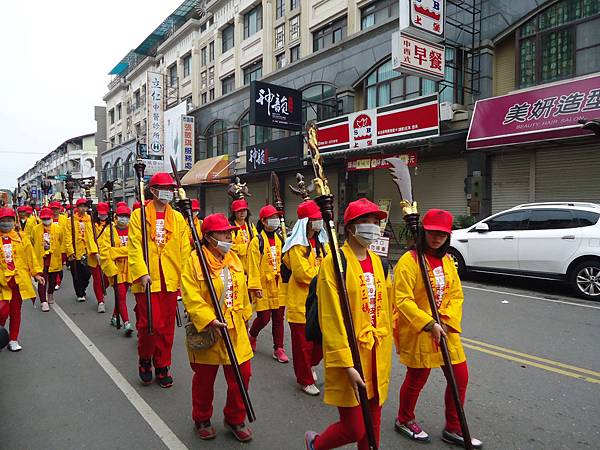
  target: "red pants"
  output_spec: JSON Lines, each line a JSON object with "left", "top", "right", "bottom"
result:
{"left": 112, "top": 282, "right": 130, "bottom": 322}
{"left": 289, "top": 322, "right": 322, "bottom": 386}
{"left": 37, "top": 271, "right": 59, "bottom": 303}
{"left": 249, "top": 306, "right": 285, "bottom": 349}
{"left": 134, "top": 290, "right": 177, "bottom": 368}
{"left": 191, "top": 361, "right": 252, "bottom": 425}
{"left": 314, "top": 397, "right": 382, "bottom": 450}
{"left": 0, "top": 283, "right": 23, "bottom": 341}
{"left": 397, "top": 361, "right": 469, "bottom": 434}
{"left": 90, "top": 265, "right": 108, "bottom": 303}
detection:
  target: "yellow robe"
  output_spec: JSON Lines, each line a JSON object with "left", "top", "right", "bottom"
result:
{"left": 127, "top": 202, "right": 191, "bottom": 294}
{"left": 65, "top": 213, "right": 98, "bottom": 261}
{"left": 231, "top": 221, "right": 257, "bottom": 274}
{"left": 317, "top": 243, "right": 393, "bottom": 407}
{"left": 247, "top": 230, "right": 282, "bottom": 312}
{"left": 393, "top": 251, "right": 466, "bottom": 368}
{"left": 32, "top": 223, "right": 64, "bottom": 273}
{"left": 99, "top": 224, "right": 130, "bottom": 285}
{"left": 0, "top": 230, "right": 42, "bottom": 301}
{"left": 181, "top": 247, "right": 253, "bottom": 365}
{"left": 24, "top": 215, "right": 39, "bottom": 242}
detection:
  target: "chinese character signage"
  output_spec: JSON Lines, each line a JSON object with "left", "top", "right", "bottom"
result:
{"left": 182, "top": 116, "right": 195, "bottom": 171}
{"left": 164, "top": 101, "right": 188, "bottom": 171}
{"left": 249, "top": 80, "right": 302, "bottom": 131}
{"left": 346, "top": 152, "right": 418, "bottom": 172}
{"left": 392, "top": 31, "right": 445, "bottom": 81}
{"left": 146, "top": 71, "right": 164, "bottom": 175}
{"left": 400, "top": 0, "right": 445, "bottom": 42}
{"left": 467, "top": 74, "right": 600, "bottom": 150}
{"left": 246, "top": 134, "right": 303, "bottom": 174}
{"left": 369, "top": 236, "right": 390, "bottom": 258}
{"left": 317, "top": 94, "right": 439, "bottom": 152}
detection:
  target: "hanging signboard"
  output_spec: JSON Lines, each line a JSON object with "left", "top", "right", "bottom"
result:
{"left": 249, "top": 80, "right": 302, "bottom": 131}
{"left": 317, "top": 94, "right": 439, "bottom": 152}
{"left": 182, "top": 116, "right": 195, "bottom": 171}
{"left": 145, "top": 71, "right": 165, "bottom": 175}
{"left": 377, "top": 198, "right": 392, "bottom": 235}
{"left": 370, "top": 236, "right": 390, "bottom": 258}
{"left": 400, "top": 0, "right": 446, "bottom": 42}
{"left": 346, "top": 152, "right": 418, "bottom": 171}
{"left": 246, "top": 134, "right": 304, "bottom": 174}
{"left": 392, "top": 31, "right": 445, "bottom": 81}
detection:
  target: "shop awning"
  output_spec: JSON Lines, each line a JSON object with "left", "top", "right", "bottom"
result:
{"left": 181, "top": 155, "right": 233, "bottom": 186}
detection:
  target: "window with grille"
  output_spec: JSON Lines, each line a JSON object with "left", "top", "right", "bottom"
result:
{"left": 276, "top": 53, "right": 286, "bottom": 69}
{"left": 275, "top": 24, "right": 285, "bottom": 49}
{"left": 209, "top": 67, "right": 215, "bottom": 86}
{"left": 244, "top": 5, "right": 263, "bottom": 39}
{"left": 201, "top": 71, "right": 207, "bottom": 89}
{"left": 290, "top": 15, "right": 300, "bottom": 40}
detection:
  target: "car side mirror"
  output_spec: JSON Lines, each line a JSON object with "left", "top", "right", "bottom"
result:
{"left": 474, "top": 223, "right": 490, "bottom": 233}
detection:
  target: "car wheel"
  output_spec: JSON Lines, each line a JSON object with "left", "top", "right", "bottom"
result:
{"left": 569, "top": 260, "right": 600, "bottom": 301}
{"left": 448, "top": 248, "right": 466, "bottom": 277}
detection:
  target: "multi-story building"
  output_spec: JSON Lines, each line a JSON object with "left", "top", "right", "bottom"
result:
{"left": 17, "top": 133, "right": 99, "bottom": 204}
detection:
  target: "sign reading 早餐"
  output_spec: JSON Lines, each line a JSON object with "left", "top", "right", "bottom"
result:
{"left": 392, "top": 32, "right": 445, "bottom": 81}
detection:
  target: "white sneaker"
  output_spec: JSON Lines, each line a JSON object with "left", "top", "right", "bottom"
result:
{"left": 41, "top": 302, "right": 50, "bottom": 312}
{"left": 97, "top": 302, "right": 106, "bottom": 313}
{"left": 8, "top": 340, "right": 22, "bottom": 352}
{"left": 47, "top": 293, "right": 54, "bottom": 304}
{"left": 54, "top": 284, "right": 60, "bottom": 291}
{"left": 123, "top": 321, "right": 134, "bottom": 337}
{"left": 77, "top": 296, "right": 86, "bottom": 302}
{"left": 301, "top": 384, "right": 320, "bottom": 396}
{"left": 312, "top": 368, "right": 318, "bottom": 383}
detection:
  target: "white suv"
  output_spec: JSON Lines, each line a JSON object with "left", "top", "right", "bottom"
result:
{"left": 449, "top": 202, "right": 600, "bottom": 300}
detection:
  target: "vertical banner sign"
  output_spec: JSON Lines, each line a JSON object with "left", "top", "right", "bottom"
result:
{"left": 146, "top": 71, "right": 164, "bottom": 175}
{"left": 348, "top": 109, "right": 378, "bottom": 149}
{"left": 400, "top": 0, "right": 446, "bottom": 42}
{"left": 392, "top": 31, "right": 445, "bottom": 81}
{"left": 182, "top": 116, "right": 195, "bottom": 171}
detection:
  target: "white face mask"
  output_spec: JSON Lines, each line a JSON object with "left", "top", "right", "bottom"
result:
{"left": 310, "top": 219, "right": 323, "bottom": 231}
{"left": 0, "top": 221, "right": 14, "bottom": 233}
{"left": 210, "top": 235, "right": 232, "bottom": 254}
{"left": 156, "top": 189, "right": 174, "bottom": 203}
{"left": 117, "top": 216, "right": 130, "bottom": 226}
{"left": 266, "top": 218, "right": 280, "bottom": 230}
{"left": 42, "top": 219, "right": 52, "bottom": 226}
{"left": 353, "top": 223, "right": 381, "bottom": 247}
{"left": 98, "top": 215, "right": 108, "bottom": 221}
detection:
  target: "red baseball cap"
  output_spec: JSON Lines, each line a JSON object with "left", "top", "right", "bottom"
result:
{"left": 132, "top": 201, "right": 141, "bottom": 210}
{"left": 0, "top": 208, "right": 16, "bottom": 219}
{"left": 259, "top": 205, "right": 281, "bottom": 220}
{"left": 149, "top": 172, "right": 176, "bottom": 187}
{"left": 422, "top": 209, "right": 453, "bottom": 234}
{"left": 343, "top": 198, "right": 387, "bottom": 225}
{"left": 96, "top": 202, "right": 109, "bottom": 215}
{"left": 297, "top": 200, "right": 322, "bottom": 220}
{"left": 49, "top": 201, "right": 61, "bottom": 209}
{"left": 201, "top": 213, "right": 239, "bottom": 234}
{"left": 231, "top": 199, "right": 249, "bottom": 212}
{"left": 116, "top": 205, "right": 131, "bottom": 216}
{"left": 66, "top": 204, "right": 72, "bottom": 210}
{"left": 116, "top": 201, "right": 127, "bottom": 208}
{"left": 191, "top": 199, "right": 201, "bottom": 212}
{"left": 17, "top": 206, "right": 26, "bottom": 213}
{"left": 40, "top": 208, "right": 52, "bottom": 220}
{"left": 24, "top": 206, "right": 34, "bottom": 214}
{"left": 75, "top": 198, "right": 88, "bottom": 207}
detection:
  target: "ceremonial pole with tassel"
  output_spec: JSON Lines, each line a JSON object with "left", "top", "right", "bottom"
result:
{"left": 305, "top": 122, "right": 378, "bottom": 450}
{"left": 386, "top": 158, "right": 473, "bottom": 450}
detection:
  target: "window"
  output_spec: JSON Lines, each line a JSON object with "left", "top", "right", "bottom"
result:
{"left": 526, "top": 209, "right": 576, "bottom": 230}
{"left": 201, "top": 71, "right": 207, "bottom": 89}
{"left": 290, "top": 45, "right": 300, "bottom": 62}
{"left": 573, "top": 210, "right": 600, "bottom": 226}
{"left": 276, "top": 0, "right": 284, "bottom": 18}
{"left": 517, "top": 0, "right": 600, "bottom": 87}
{"left": 124, "top": 154, "right": 135, "bottom": 179}
{"left": 103, "top": 162, "right": 111, "bottom": 183}
{"left": 276, "top": 53, "right": 286, "bottom": 69}
{"left": 109, "top": 137, "right": 115, "bottom": 148}
{"left": 222, "top": 74, "right": 235, "bottom": 94}
{"left": 313, "top": 17, "right": 347, "bottom": 52}
{"left": 275, "top": 24, "right": 285, "bottom": 49}
{"left": 210, "top": 89, "right": 215, "bottom": 101}
{"left": 209, "top": 41, "right": 215, "bottom": 62}
{"left": 484, "top": 211, "right": 528, "bottom": 232}
{"left": 290, "top": 0, "right": 298, "bottom": 10}
{"left": 116, "top": 103, "right": 122, "bottom": 121}
{"left": 202, "top": 92, "right": 207, "bottom": 104}
{"left": 222, "top": 23, "right": 234, "bottom": 53}
{"left": 183, "top": 54, "right": 192, "bottom": 78}
{"left": 168, "top": 64, "right": 178, "bottom": 87}
{"left": 206, "top": 120, "right": 228, "bottom": 157}
{"left": 302, "top": 83, "right": 338, "bottom": 123}
{"left": 209, "top": 67, "right": 215, "bottom": 86}
{"left": 360, "top": 0, "right": 398, "bottom": 30}
{"left": 134, "top": 90, "right": 141, "bottom": 110}
{"left": 364, "top": 57, "right": 441, "bottom": 108}
{"left": 244, "top": 60, "right": 262, "bottom": 84}
{"left": 117, "top": 133, "right": 122, "bottom": 144}
{"left": 289, "top": 15, "right": 300, "bottom": 40}
{"left": 109, "top": 109, "right": 115, "bottom": 125}
{"left": 113, "top": 158, "right": 122, "bottom": 180}
{"left": 201, "top": 47, "right": 207, "bottom": 66}
{"left": 244, "top": 4, "right": 263, "bottom": 39}
{"left": 240, "top": 112, "right": 272, "bottom": 150}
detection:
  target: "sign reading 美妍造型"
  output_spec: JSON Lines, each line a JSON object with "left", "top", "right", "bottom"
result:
{"left": 249, "top": 81, "right": 302, "bottom": 131}
{"left": 400, "top": 0, "right": 445, "bottom": 42}
{"left": 392, "top": 31, "right": 445, "bottom": 81}
{"left": 246, "top": 134, "right": 304, "bottom": 174}
{"left": 467, "top": 74, "right": 600, "bottom": 150}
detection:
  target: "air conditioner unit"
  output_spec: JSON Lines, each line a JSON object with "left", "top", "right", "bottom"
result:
{"left": 439, "top": 101, "right": 453, "bottom": 121}
{"left": 187, "top": 103, "right": 198, "bottom": 112}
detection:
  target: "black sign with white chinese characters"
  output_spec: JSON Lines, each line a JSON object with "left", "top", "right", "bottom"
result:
{"left": 246, "top": 134, "right": 303, "bottom": 174}
{"left": 249, "top": 81, "right": 302, "bottom": 131}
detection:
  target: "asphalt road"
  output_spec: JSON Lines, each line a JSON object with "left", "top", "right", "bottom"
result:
{"left": 1, "top": 274, "right": 599, "bottom": 450}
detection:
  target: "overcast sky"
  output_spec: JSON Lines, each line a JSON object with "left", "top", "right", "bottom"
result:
{"left": 0, "top": 0, "right": 181, "bottom": 190}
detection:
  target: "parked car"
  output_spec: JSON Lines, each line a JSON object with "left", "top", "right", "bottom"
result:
{"left": 449, "top": 202, "right": 600, "bottom": 300}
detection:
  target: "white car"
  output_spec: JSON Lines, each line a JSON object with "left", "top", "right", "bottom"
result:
{"left": 449, "top": 202, "right": 600, "bottom": 300}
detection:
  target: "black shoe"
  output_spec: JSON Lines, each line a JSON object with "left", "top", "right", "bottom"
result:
{"left": 155, "top": 366, "right": 173, "bottom": 388}
{"left": 138, "top": 359, "right": 153, "bottom": 385}
{"left": 442, "top": 429, "right": 483, "bottom": 449}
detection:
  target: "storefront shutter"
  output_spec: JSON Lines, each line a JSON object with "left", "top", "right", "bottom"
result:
{"left": 491, "top": 152, "right": 531, "bottom": 213}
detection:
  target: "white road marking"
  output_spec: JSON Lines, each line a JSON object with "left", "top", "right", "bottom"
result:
{"left": 463, "top": 284, "right": 600, "bottom": 310}
{"left": 53, "top": 303, "right": 188, "bottom": 450}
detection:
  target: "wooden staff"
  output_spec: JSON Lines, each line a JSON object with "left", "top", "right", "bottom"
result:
{"left": 65, "top": 174, "right": 78, "bottom": 283}
{"left": 270, "top": 171, "right": 287, "bottom": 240}
{"left": 386, "top": 158, "right": 473, "bottom": 450}
{"left": 305, "top": 122, "right": 377, "bottom": 450}
{"left": 102, "top": 181, "right": 121, "bottom": 329}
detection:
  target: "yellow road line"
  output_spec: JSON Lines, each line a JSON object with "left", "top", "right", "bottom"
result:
{"left": 462, "top": 343, "right": 600, "bottom": 384}
{"left": 462, "top": 337, "right": 600, "bottom": 378}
